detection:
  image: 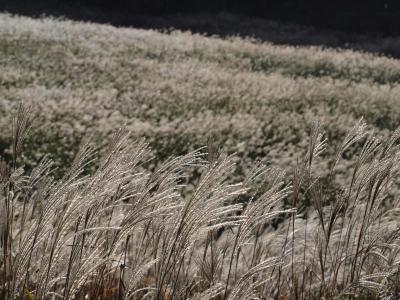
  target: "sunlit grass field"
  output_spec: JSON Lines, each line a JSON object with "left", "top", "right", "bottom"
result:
{"left": 2, "top": 13, "right": 400, "bottom": 299}
{"left": 1, "top": 13, "right": 400, "bottom": 178}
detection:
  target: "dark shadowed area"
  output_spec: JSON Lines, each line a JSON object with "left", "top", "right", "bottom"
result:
{"left": 2, "top": 0, "right": 400, "bottom": 34}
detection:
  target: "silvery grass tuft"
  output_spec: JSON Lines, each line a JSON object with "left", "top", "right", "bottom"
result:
{"left": 0, "top": 105, "right": 293, "bottom": 299}
{"left": 1, "top": 105, "right": 400, "bottom": 299}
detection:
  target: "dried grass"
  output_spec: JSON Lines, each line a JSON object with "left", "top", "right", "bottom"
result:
{"left": 1, "top": 105, "right": 400, "bottom": 299}
{"left": 2, "top": 14, "right": 400, "bottom": 299}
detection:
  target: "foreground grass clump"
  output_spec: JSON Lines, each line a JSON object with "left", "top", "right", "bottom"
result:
{"left": 2, "top": 106, "right": 400, "bottom": 299}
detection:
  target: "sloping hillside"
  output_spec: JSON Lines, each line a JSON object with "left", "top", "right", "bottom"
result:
{"left": 3, "top": 14, "right": 400, "bottom": 299}
{"left": 1, "top": 13, "right": 400, "bottom": 180}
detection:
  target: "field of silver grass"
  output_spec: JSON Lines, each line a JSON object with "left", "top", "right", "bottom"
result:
{"left": 2, "top": 13, "right": 400, "bottom": 299}
{"left": 2, "top": 13, "right": 400, "bottom": 187}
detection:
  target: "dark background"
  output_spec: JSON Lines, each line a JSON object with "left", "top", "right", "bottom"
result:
{"left": 1, "top": 0, "right": 400, "bottom": 36}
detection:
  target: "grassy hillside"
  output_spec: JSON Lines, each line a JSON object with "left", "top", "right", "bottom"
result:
{"left": 1, "top": 13, "right": 400, "bottom": 181}
{"left": 3, "top": 14, "right": 400, "bottom": 299}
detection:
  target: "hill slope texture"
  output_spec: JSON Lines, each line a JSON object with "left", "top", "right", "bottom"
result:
{"left": 1, "top": 14, "right": 400, "bottom": 299}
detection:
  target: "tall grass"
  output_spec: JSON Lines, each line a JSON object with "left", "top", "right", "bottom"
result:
{"left": 1, "top": 106, "right": 400, "bottom": 299}
{"left": 2, "top": 14, "right": 400, "bottom": 299}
